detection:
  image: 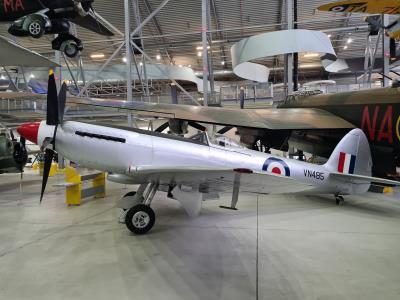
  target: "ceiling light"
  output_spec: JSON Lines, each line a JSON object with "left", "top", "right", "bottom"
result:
{"left": 347, "top": 38, "right": 353, "bottom": 44}
{"left": 327, "top": 34, "right": 332, "bottom": 38}
{"left": 156, "top": 54, "right": 161, "bottom": 60}
{"left": 196, "top": 46, "right": 210, "bottom": 50}
{"left": 197, "top": 51, "right": 202, "bottom": 57}
{"left": 178, "top": 64, "right": 183, "bottom": 68}
{"left": 0, "top": 75, "right": 5, "bottom": 80}
{"left": 343, "top": 45, "right": 348, "bottom": 50}
{"left": 29, "top": 74, "right": 35, "bottom": 78}
{"left": 122, "top": 57, "right": 127, "bottom": 63}
{"left": 303, "top": 53, "right": 319, "bottom": 58}
{"left": 221, "top": 61, "right": 225, "bottom": 65}
{"left": 90, "top": 53, "right": 105, "bottom": 59}
{"left": 139, "top": 62, "right": 143, "bottom": 66}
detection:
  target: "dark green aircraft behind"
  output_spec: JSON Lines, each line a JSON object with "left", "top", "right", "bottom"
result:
{"left": 0, "top": 128, "right": 27, "bottom": 174}
{"left": 273, "top": 87, "right": 400, "bottom": 176}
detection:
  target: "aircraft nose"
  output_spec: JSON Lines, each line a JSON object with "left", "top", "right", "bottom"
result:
{"left": 17, "top": 122, "right": 40, "bottom": 144}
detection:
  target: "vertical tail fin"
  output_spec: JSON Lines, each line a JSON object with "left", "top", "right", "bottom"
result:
{"left": 324, "top": 129, "right": 372, "bottom": 176}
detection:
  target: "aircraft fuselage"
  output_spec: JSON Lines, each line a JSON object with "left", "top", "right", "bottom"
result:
{"left": 34, "top": 120, "right": 367, "bottom": 196}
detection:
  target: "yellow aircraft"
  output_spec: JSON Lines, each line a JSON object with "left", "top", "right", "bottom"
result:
{"left": 318, "top": 0, "right": 400, "bottom": 39}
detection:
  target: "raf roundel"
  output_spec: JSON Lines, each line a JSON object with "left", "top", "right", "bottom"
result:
{"left": 330, "top": 5, "right": 345, "bottom": 12}
{"left": 262, "top": 157, "right": 290, "bottom": 177}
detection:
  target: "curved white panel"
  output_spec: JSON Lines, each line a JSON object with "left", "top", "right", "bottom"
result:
{"left": 231, "top": 29, "right": 337, "bottom": 82}
{"left": 322, "top": 58, "right": 349, "bottom": 73}
{"left": 233, "top": 62, "right": 270, "bottom": 83}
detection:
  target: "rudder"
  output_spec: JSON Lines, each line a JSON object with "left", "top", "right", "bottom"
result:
{"left": 324, "top": 129, "right": 372, "bottom": 177}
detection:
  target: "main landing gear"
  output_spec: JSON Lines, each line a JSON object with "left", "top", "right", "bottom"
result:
{"left": 335, "top": 194, "right": 344, "bottom": 205}
{"left": 52, "top": 33, "right": 83, "bottom": 58}
{"left": 119, "top": 183, "right": 159, "bottom": 235}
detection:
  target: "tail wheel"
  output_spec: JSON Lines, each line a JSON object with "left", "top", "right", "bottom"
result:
{"left": 28, "top": 19, "right": 44, "bottom": 38}
{"left": 125, "top": 204, "right": 155, "bottom": 235}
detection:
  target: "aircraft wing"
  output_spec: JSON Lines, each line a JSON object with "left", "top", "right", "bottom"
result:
{"left": 70, "top": 11, "right": 114, "bottom": 36}
{"left": 0, "top": 36, "right": 59, "bottom": 67}
{"left": 318, "top": 0, "right": 400, "bottom": 14}
{"left": 0, "top": 93, "right": 355, "bottom": 130}
{"left": 68, "top": 97, "right": 355, "bottom": 130}
{"left": 125, "top": 166, "right": 314, "bottom": 195}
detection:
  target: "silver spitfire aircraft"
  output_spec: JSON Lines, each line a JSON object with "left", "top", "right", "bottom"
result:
{"left": 17, "top": 73, "right": 400, "bottom": 235}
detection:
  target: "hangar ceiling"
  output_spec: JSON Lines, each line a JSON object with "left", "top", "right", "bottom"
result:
{"left": 0, "top": 0, "right": 390, "bottom": 82}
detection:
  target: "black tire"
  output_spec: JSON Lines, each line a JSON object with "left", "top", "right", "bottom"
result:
{"left": 123, "top": 191, "right": 137, "bottom": 198}
{"left": 62, "top": 41, "right": 79, "bottom": 58}
{"left": 27, "top": 19, "right": 44, "bottom": 38}
{"left": 125, "top": 204, "right": 155, "bottom": 235}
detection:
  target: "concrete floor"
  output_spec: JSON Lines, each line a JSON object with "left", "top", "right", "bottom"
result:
{"left": 1, "top": 172, "right": 400, "bottom": 300}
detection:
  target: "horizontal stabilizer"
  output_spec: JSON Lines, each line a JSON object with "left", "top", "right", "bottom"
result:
{"left": 330, "top": 172, "right": 400, "bottom": 186}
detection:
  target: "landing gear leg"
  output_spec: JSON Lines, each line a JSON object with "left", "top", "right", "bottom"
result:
{"left": 335, "top": 194, "right": 344, "bottom": 205}
{"left": 124, "top": 183, "right": 159, "bottom": 234}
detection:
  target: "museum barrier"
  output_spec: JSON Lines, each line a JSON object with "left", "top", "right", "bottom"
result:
{"left": 55, "top": 166, "right": 106, "bottom": 205}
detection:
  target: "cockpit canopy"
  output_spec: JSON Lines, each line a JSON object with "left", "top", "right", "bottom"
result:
{"left": 189, "top": 132, "right": 245, "bottom": 149}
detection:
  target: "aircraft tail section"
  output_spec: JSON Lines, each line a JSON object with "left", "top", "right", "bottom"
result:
{"left": 324, "top": 128, "right": 372, "bottom": 177}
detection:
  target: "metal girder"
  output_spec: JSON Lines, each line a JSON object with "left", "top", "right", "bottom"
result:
{"left": 142, "top": 0, "right": 172, "bottom": 63}
{"left": 202, "top": 0, "right": 209, "bottom": 106}
{"left": 209, "top": 0, "right": 227, "bottom": 67}
{"left": 130, "top": 0, "right": 171, "bottom": 39}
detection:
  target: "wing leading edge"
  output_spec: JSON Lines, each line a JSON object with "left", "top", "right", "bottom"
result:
{"left": 0, "top": 93, "right": 355, "bottom": 130}
{"left": 69, "top": 97, "right": 356, "bottom": 130}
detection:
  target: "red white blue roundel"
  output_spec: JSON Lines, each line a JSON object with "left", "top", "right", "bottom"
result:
{"left": 330, "top": 5, "right": 346, "bottom": 12}
{"left": 262, "top": 157, "right": 290, "bottom": 176}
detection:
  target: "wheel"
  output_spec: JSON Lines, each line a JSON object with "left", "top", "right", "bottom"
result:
{"left": 125, "top": 204, "right": 155, "bottom": 235}
{"left": 335, "top": 196, "right": 344, "bottom": 205}
{"left": 27, "top": 19, "right": 44, "bottom": 38}
{"left": 61, "top": 40, "right": 79, "bottom": 58}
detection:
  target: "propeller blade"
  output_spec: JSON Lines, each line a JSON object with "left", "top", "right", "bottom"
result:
{"left": 155, "top": 122, "right": 169, "bottom": 133}
{"left": 20, "top": 136, "right": 26, "bottom": 148}
{"left": 188, "top": 121, "right": 206, "bottom": 132}
{"left": 47, "top": 71, "right": 59, "bottom": 126}
{"left": 218, "top": 126, "right": 233, "bottom": 134}
{"left": 40, "top": 148, "right": 54, "bottom": 203}
{"left": 9, "top": 129, "right": 15, "bottom": 141}
{"left": 58, "top": 82, "right": 67, "bottom": 124}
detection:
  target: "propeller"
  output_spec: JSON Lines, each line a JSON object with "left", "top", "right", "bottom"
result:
{"left": 39, "top": 71, "right": 67, "bottom": 203}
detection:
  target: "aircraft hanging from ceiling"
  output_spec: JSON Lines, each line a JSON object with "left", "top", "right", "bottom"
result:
{"left": 16, "top": 73, "right": 400, "bottom": 234}
{"left": 0, "top": 0, "right": 114, "bottom": 58}
{"left": 318, "top": 1, "right": 400, "bottom": 41}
